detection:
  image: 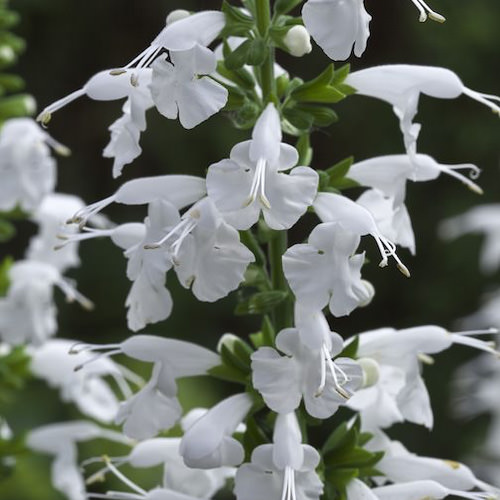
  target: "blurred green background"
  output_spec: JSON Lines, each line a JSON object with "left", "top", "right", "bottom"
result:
{"left": 1, "top": 0, "right": 500, "bottom": 498}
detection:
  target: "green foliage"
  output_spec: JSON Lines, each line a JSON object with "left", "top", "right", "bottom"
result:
{"left": 0, "top": 431, "right": 26, "bottom": 481}
{"left": 221, "top": 0, "right": 254, "bottom": 38}
{"left": 235, "top": 290, "right": 289, "bottom": 315}
{"left": 0, "top": 346, "right": 31, "bottom": 401}
{"left": 208, "top": 335, "right": 254, "bottom": 384}
{"left": 0, "top": 255, "right": 12, "bottom": 296}
{"left": 322, "top": 417, "right": 384, "bottom": 499}
{"left": 339, "top": 336, "right": 359, "bottom": 359}
{"left": 318, "top": 156, "right": 360, "bottom": 191}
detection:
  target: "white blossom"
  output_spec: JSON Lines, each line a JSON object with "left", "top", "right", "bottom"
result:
{"left": 252, "top": 327, "right": 363, "bottom": 418}
{"left": 234, "top": 412, "right": 323, "bottom": 500}
{"left": 346, "top": 65, "right": 500, "bottom": 157}
{"left": 283, "top": 25, "right": 312, "bottom": 57}
{"left": 283, "top": 222, "right": 372, "bottom": 317}
{"left": 180, "top": 393, "right": 253, "bottom": 469}
{"left": 302, "top": 0, "right": 371, "bottom": 60}
{"left": 207, "top": 103, "right": 318, "bottom": 230}
{"left": 0, "top": 118, "right": 63, "bottom": 212}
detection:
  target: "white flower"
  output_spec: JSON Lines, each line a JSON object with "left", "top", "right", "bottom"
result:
{"left": 252, "top": 327, "right": 363, "bottom": 418}
{"left": 0, "top": 118, "right": 63, "bottom": 212}
{"left": 180, "top": 393, "right": 253, "bottom": 468}
{"left": 302, "top": 0, "right": 371, "bottom": 60}
{"left": 68, "top": 174, "right": 206, "bottom": 227}
{"left": 37, "top": 68, "right": 153, "bottom": 125}
{"left": 27, "top": 421, "right": 128, "bottom": 500}
{"left": 206, "top": 103, "right": 318, "bottom": 230}
{"left": 29, "top": 338, "right": 128, "bottom": 422}
{"left": 283, "top": 25, "right": 313, "bottom": 57}
{"left": 439, "top": 204, "right": 500, "bottom": 274}
{"left": 371, "top": 480, "right": 497, "bottom": 500}
{"left": 168, "top": 198, "right": 255, "bottom": 302}
{"left": 346, "top": 65, "right": 500, "bottom": 157}
{"left": 234, "top": 412, "right": 323, "bottom": 500}
{"left": 313, "top": 192, "right": 409, "bottom": 275}
{"left": 27, "top": 193, "right": 85, "bottom": 272}
{"left": 348, "top": 325, "right": 499, "bottom": 430}
{"left": 72, "top": 335, "right": 220, "bottom": 439}
{"left": 283, "top": 222, "right": 372, "bottom": 317}
{"left": 150, "top": 45, "right": 228, "bottom": 129}
{"left": 356, "top": 189, "right": 415, "bottom": 255}
{"left": 348, "top": 154, "right": 483, "bottom": 206}
{"left": 0, "top": 260, "right": 92, "bottom": 346}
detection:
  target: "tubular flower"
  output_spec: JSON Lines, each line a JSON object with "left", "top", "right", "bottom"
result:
{"left": 234, "top": 413, "right": 323, "bottom": 500}
{"left": 346, "top": 65, "right": 500, "bottom": 157}
{"left": 180, "top": 393, "right": 253, "bottom": 469}
{"left": 206, "top": 103, "right": 318, "bottom": 230}
{"left": 252, "top": 327, "right": 363, "bottom": 418}
{"left": 70, "top": 335, "right": 220, "bottom": 439}
{"left": 0, "top": 260, "right": 92, "bottom": 346}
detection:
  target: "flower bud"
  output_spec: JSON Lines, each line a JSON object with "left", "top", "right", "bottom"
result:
{"left": 358, "top": 279, "right": 375, "bottom": 307}
{"left": 283, "top": 25, "right": 312, "bottom": 57}
{"left": 358, "top": 357, "right": 380, "bottom": 388}
{"left": 166, "top": 9, "right": 190, "bottom": 25}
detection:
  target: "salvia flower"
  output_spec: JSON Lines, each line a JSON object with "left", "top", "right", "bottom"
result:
{"left": 234, "top": 412, "right": 323, "bottom": 500}
{"left": 180, "top": 392, "right": 253, "bottom": 469}
{"left": 71, "top": 335, "right": 220, "bottom": 439}
{"left": 252, "top": 327, "right": 363, "bottom": 418}
{"left": 206, "top": 103, "right": 318, "bottom": 230}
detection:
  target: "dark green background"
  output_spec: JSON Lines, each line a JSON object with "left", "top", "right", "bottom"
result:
{"left": 1, "top": 0, "right": 500, "bottom": 498}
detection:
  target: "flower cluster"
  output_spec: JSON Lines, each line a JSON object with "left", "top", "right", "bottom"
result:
{"left": 1, "top": 2, "right": 500, "bottom": 500}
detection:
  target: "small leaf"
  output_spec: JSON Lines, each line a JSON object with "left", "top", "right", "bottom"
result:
{"left": 274, "top": 0, "right": 304, "bottom": 15}
{"left": 0, "top": 219, "right": 15, "bottom": 242}
{"left": 283, "top": 106, "right": 314, "bottom": 132}
{"left": 235, "top": 290, "right": 288, "bottom": 315}
{"left": 339, "top": 336, "right": 359, "bottom": 359}
{"left": 246, "top": 38, "right": 267, "bottom": 66}
{"left": 326, "top": 156, "right": 354, "bottom": 181}
{"left": 225, "top": 39, "right": 253, "bottom": 70}
{"left": 0, "top": 256, "right": 13, "bottom": 296}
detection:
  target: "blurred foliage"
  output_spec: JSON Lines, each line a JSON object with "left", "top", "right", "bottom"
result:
{"left": 0, "top": 0, "right": 499, "bottom": 498}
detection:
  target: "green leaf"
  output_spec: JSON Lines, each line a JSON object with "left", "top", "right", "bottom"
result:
{"left": 274, "top": 0, "right": 304, "bottom": 15}
{"left": 217, "top": 59, "right": 255, "bottom": 90}
{"left": 0, "top": 255, "right": 12, "bottom": 296}
{"left": 0, "top": 218, "right": 15, "bottom": 242}
{"left": 243, "top": 416, "right": 270, "bottom": 460}
{"left": 208, "top": 363, "right": 248, "bottom": 384}
{"left": 283, "top": 106, "right": 314, "bottom": 132}
{"left": 295, "top": 104, "right": 339, "bottom": 127}
{"left": 339, "top": 336, "right": 359, "bottom": 359}
{"left": 326, "top": 156, "right": 354, "bottom": 181}
{"left": 0, "top": 73, "right": 24, "bottom": 92}
{"left": 222, "top": 0, "right": 254, "bottom": 25}
{"left": 235, "top": 290, "right": 289, "bottom": 315}
{"left": 225, "top": 39, "right": 253, "bottom": 70}
{"left": 0, "top": 93, "right": 35, "bottom": 119}
{"left": 0, "top": 346, "right": 31, "bottom": 397}
{"left": 219, "top": 339, "right": 252, "bottom": 372}
{"left": 322, "top": 421, "right": 357, "bottom": 456}
{"left": 331, "top": 63, "right": 351, "bottom": 85}
{"left": 246, "top": 38, "right": 267, "bottom": 66}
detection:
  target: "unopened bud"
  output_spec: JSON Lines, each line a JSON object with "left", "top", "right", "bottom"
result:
{"left": 166, "top": 9, "right": 190, "bottom": 25}
{"left": 359, "top": 280, "right": 375, "bottom": 307}
{"left": 358, "top": 357, "right": 380, "bottom": 388}
{"left": 283, "top": 25, "right": 312, "bottom": 57}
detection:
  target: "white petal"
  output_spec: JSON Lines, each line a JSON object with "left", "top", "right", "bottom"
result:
{"left": 157, "top": 11, "right": 226, "bottom": 51}
{"left": 176, "top": 77, "right": 228, "bottom": 129}
{"left": 372, "top": 480, "right": 449, "bottom": 500}
{"left": 263, "top": 166, "right": 319, "bottom": 230}
{"left": 250, "top": 104, "right": 282, "bottom": 164}
{"left": 251, "top": 347, "right": 303, "bottom": 414}
{"left": 346, "top": 478, "right": 379, "bottom": 500}
{"left": 273, "top": 412, "right": 304, "bottom": 470}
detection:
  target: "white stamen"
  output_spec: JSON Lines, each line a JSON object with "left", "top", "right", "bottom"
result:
{"left": 462, "top": 88, "right": 500, "bottom": 116}
{"left": 54, "top": 227, "right": 116, "bottom": 250}
{"left": 379, "top": 236, "right": 411, "bottom": 278}
{"left": 68, "top": 195, "right": 116, "bottom": 229}
{"left": 74, "top": 349, "right": 122, "bottom": 372}
{"left": 36, "top": 89, "right": 86, "bottom": 124}
{"left": 448, "top": 490, "right": 495, "bottom": 500}
{"left": 280, "top": 467, "right": 297, "bottom": 500}
{"left": 56, "top": 278, "right": 94, "bottom": 310}
{"left": 102, "top": 456, "right": 147, "bottom": 496}
{"left": 69, "top": 342, "right": 120, "bottom": 355}
{"left": 450, "top": 333, "right": 499, "bottom": 356}
{"left": 409, "top": 0, "right": 446, "bottom": 23}
{"left": 435, "top": 163, "right": 484, "bottom": 194}
{"left": 316, "top": 344, "right": 352, "bottom": 399}
{"left": 243, "top": 158, "right": 271, "bottom": 209}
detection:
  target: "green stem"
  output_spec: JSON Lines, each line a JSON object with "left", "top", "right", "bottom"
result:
{"left": 255, "top": 0, "right": 275, "bottom": 101}
{"left": 268, "top": 231, "right": 292, "bottom": 331}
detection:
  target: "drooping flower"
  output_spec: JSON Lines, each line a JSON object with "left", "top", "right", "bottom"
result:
{"left": 346, "top": 65, "right": 500, "bottom": 157}
{"left": 29, "top": 338, "right": 133, "bottom": 422}
{"left": 71, "top": 335, "right": 220, "bottom": 439}
{"left": 234, "top": 412, "right": 323, "bottom": 500}
{"left": 356, "top": 189, "right": 416, "bottom": 255}
{"left": 283, "top": 25, "right": 313, "bottom": 57}
{"left": 302, "top": 0, "right": 371, "bottom": 61}
{"left": 206, "top": 103, "right": 318, "bottom": 230}
{"left": 0, "top": 260, "right": 92, "bottom": 346}
{"left": 0, "top": 118, "right": 65, "bottom": 212}
{"left": 27, "top": 421, "right": 129, "bottom": 500}
{"left": 282, "top": 222, "right": 372, "bottom": 317}
{"left": 252, "top": 327, "right": 363, "bottom": 418}
{"left": 313, "top": 192, "right": 409, "bottom": 275}
{"left": 27, "top": 193, "right": 85, "bottom": 272}
{"left": 180, "top": 393, "right": 253, "bottom": 469}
